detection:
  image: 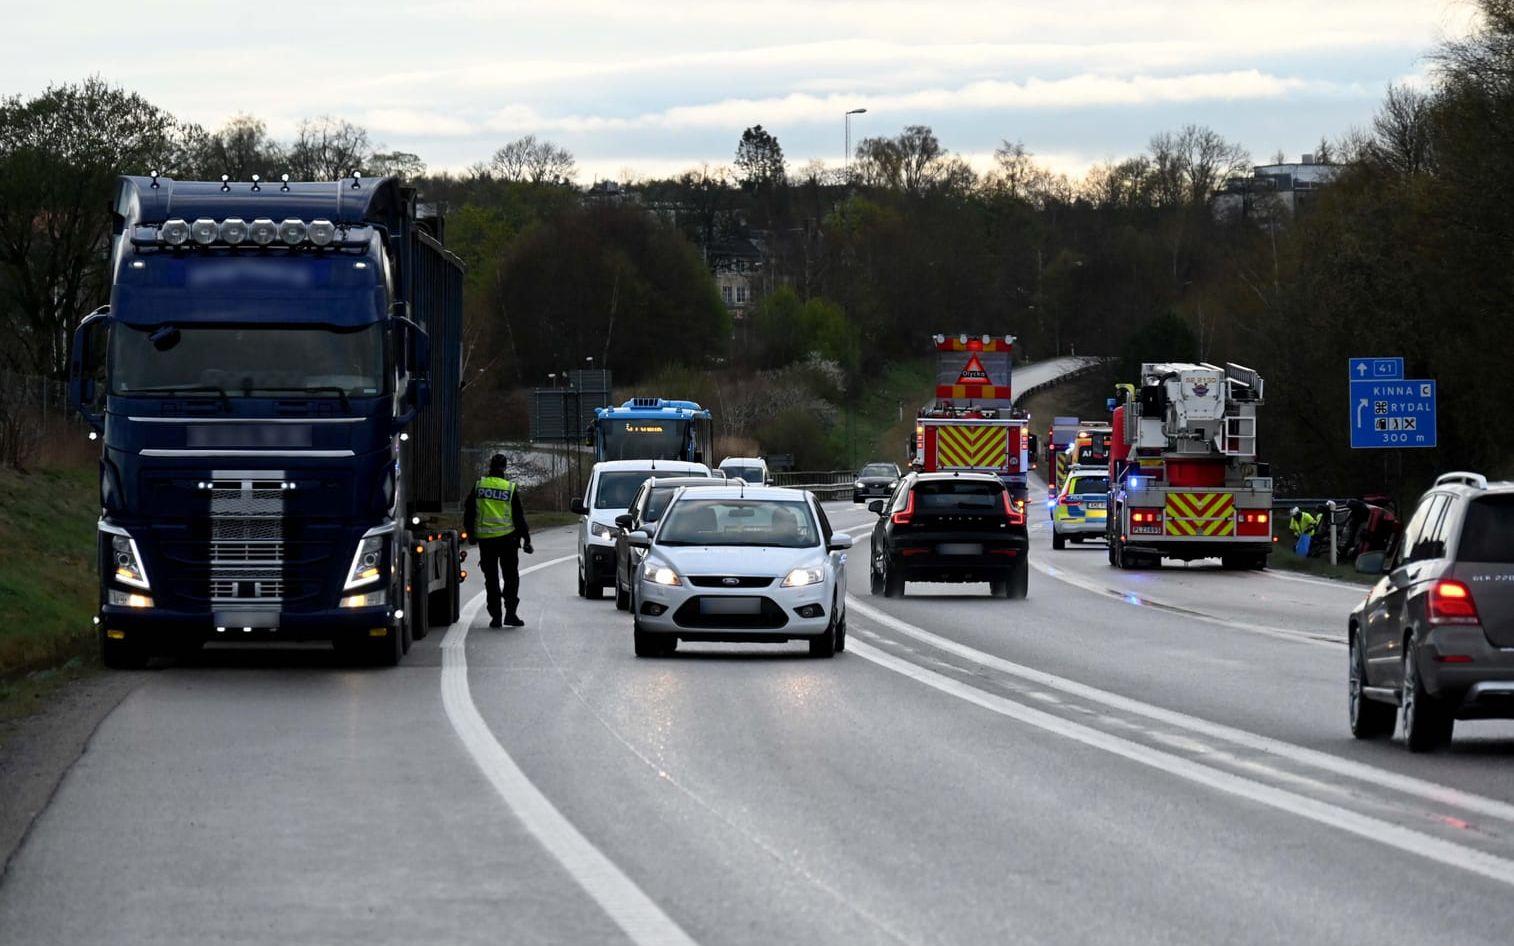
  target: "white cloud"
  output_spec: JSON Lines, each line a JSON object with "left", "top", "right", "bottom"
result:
{"left": 363, "top": 109, "right": 476, "bottom": 137}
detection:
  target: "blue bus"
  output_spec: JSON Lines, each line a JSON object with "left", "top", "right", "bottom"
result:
{"left": 592, "top": 398, "right": 713, "bottom": 463}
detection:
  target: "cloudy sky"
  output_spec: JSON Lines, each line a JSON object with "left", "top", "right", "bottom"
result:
{"left": 3, "top": 1, "right": 1474, "bottom": 181}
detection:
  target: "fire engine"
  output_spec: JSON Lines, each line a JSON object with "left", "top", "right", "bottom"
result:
{"left": 1048, "top": 418, "right": 1112, "bottom": 499}
{"left": 1106, "top": 362, "right": 1273, "bottom": 570}
{"left": 910, "top": 335, "right": 1030, "bottom": 510}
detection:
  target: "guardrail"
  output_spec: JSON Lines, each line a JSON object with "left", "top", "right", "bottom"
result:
{"left": 770, "top": 470, "right": 858, "bottom": 499}
{"left": 1011, "top": 356, "right": 1110, "bottom": 408}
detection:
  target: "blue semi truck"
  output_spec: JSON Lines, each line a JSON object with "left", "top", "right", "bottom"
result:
{"left": 591, "top": 397, "right": 713, "bottom": 462}
{"left": 68, "top": 174, "right": 466, "bottom": 667}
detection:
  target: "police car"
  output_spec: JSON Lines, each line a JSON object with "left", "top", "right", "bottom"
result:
{"left": 1051, "top": 467, "right": 1110, "bottom": 550}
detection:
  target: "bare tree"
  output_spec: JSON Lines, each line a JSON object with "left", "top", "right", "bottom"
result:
{"left": 195, "top": 113, "right": 283, "bottom": 180}
{"left": 287, "top": 115, "right": 371, "bottom": 180}
{"left": 368, "top": 150, "right": 426, "bottom": 180}
{"left": 1148, "top": 124, "right": 1250, "bottom": 206}
{"left": 1370, "top": 83, "right": 1437, "bottom": 176}
{"left": 489, "top": 135, "right": 576, "bottom": 184}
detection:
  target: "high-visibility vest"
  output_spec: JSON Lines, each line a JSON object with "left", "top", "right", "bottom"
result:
{"left": 474, "top": 476, "right": 516, "bottom": 539}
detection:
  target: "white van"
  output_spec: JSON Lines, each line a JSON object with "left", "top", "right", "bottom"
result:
{"left": 573, "top": 459, "right": 711, "bottom": 598}
{"left": 718, "top": 456, "right": 770, "bottom": 486}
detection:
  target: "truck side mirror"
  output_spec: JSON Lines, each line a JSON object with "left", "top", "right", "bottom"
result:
{"left": 68, "top": 307, "right": 110, "bottom": 432}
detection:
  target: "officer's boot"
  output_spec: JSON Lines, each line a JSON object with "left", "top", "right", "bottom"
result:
{"left": 504, "top": 598, "right": 525, "bottom": 627}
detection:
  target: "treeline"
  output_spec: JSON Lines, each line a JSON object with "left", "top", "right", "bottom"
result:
{"left": 4, "top": 0, "right": 1512, "bottom": 493}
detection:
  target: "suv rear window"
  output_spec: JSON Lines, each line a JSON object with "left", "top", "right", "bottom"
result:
{"left": 1067, "top": 476, "right": 1109, "bottom": 496}
{"left": 914, "top": 480, "right": 1003, "bottom": 512}
{"left": 1457, "top": 495, "right": 1514, "bottom": 563}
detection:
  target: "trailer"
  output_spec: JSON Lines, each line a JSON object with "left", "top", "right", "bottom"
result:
{"left": 69, "top": 174, "right": 466, "bottom": 667}
{"left": 910, "top": 334, "right": 1030, "bottom": 505}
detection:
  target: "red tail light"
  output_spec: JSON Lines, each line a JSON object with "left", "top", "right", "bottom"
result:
{"left": 1129, "top": 508, "right": 1164, "bottom": 535}
{"left": 1002, "top": 491, "right": 1026, "bottom": 526}
{"left": 1428, "top": 579, "right": 1480, "bottom": 626}
{"left": 891, "top": 490, "right": 916, "bottom": 526}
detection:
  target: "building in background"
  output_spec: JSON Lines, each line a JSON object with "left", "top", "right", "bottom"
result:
{"left": 1213, "top": 154, "right": 1341, "bottom": 223}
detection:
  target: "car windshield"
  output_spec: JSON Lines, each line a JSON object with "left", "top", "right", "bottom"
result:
{"left": 645, "top": 483, "right": 721, "bottom": 522}
{"left": 657, "top": 499, "right": 820, "bottom": 547}
{"left": 914, "top": 480, "right": 1003, "bottom": 512}
{"left": 1068, "top": 476, "right": 1110, "bottom": 496}
{"left": 596, "top": 470, "right": 703, "bottom": 509}
{"left": 109, "top": 323, "right": 386, "bottom": 397}
{"left": 723, "top": 466, "right": 763, "bottom": 483}
{"left": 1457, "top": 495, "right": 1514, "bottom": 563}
{"left": 861, "top": 464, "right": 898, "bottom": 478}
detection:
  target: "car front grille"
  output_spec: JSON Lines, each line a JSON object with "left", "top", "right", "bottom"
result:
{"left": 687, "top": 576, "right": 775, "bottom": 588}
{"left": 673, "top": 596, "right": 789, "bottom": 629}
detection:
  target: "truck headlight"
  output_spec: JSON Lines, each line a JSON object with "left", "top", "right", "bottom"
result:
{"left": 107, "top": 589, "right": 154, "bottom": 608}
{"left": 642, "top": 561, "right": 682, "bottom": 586}
{"left": 110, "top": 532, "right": 150, "bottom": 589}
{"left": 590, "top": 521, "right": 616, "bottom": 540}
{"left": 344, "top": 532, "right": 387, "bottom": 590}
{"left": 781, "top": 566, "right": 825, "bottom": 588}
{"left": 340, "top": 589, "right": 388, "bottom": 608}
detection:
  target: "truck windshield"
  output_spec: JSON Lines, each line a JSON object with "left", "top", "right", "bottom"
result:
{"left": 599, "top": 419, "right": 688, "bottom": 460}
{"left": 110, "top": 324, "right": 386, "bottom": 398}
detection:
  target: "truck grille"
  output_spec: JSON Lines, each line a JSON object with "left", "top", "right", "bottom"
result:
{"left": 209, "top": 470, "right": 285, "bottom": 603}
{"left": 210, "top": 541, "right": 284, "bottom": 564}
{"left": 210, "top": 579, "right": 286, "bottom": 600}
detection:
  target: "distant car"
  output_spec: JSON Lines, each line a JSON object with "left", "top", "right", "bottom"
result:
{"left": 852, "top": 461, "right": 902, "bottom": 503}
{"left": 1348, "top": 472, "right": 1514, "bottom": 751}
{"left": 572, "top": 460, "right": 711, "bottom": 599}
{"left": 868, "top": 472, "right": 1029, "bottom": 598}
{"left": 613, "top": 476, "right": 730, "bottom": 612}
{"left": 625, "top": 486, "right": 852, "bottom": 658}
{"left": 1051, "top": 468, "right": 1110, "bottom": 550}
{"left": 718, "top": 456, "right": 770, "bottom": 485}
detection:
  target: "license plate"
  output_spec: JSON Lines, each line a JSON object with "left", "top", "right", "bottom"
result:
{"left": 938, "top": 543, "right": 983, "bottom": 556}
{"left": 1087, "top": 501, "right": 1106, "bottom": 509}
{"left": 700, "top": 597, "right": 761, "bottom": 615}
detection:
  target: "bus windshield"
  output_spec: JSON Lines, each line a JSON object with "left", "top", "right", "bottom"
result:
{"left": 598, "top": 418, "right": 689, "bottom": 460}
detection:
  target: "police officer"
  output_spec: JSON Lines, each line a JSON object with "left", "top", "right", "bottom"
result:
{"left": 465, "top": 453, "right": 532, "bottom": 627}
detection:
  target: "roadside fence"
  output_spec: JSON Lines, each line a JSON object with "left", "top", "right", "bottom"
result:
{"left": 771, "top": 470, "right": 857, "bottom": 499}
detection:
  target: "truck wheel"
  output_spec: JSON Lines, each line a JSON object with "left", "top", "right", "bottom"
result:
{"left": 101, "top": 630, "right": 149, "bottom": 670}
{"left": 1250, "top": 554, "right": 1269, "bottom": 571}
{"left": 1220, "top": 554, "right": 1244, "bottom": 571}
{"left": 883, "top": 557, "right": 906, "bottom": 598}
{"left": 1007, "top": 558, "right": 1029, "bottom": 600}
{"left": 1402, "top": 640, "right": 1453, "bottom": 752}
{"left": 1349, "top": 632, "right": 1396, "bottom": 740}
{"left": 1052, "top": 531, "right": 1066, "bottom": 551}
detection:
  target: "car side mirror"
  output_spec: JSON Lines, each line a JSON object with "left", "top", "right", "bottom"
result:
{"left": 627, "top": 530, "right": 652, "bottom": 549}
{"left": 1355, "top": 551, "right": 1386, "bottom": 575}
{"left": 570, "top": 499, "right": 587, "bottom": 516}
{"left": 827, "top": 534, "right": 854, "bottom": 551}
{"left": 614, "top": 514, "right": 634, "bottom": 530}
{"left": 868, "top": 500, "right": 885, "bottom": 515}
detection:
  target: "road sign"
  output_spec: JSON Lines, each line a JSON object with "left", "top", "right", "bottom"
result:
{"left": 1348, "top": 357, "right": 1403, "bottom": 381}
{"left": 1349, "top": 378, "right": 1437, "bottom": 449}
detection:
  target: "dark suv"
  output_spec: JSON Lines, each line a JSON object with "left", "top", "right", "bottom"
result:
{"left": 867, "top": 472, "right": 1030, "bottom": 598}
{"left": 1348, "top": 472, "right": 1514, "bottom": 751}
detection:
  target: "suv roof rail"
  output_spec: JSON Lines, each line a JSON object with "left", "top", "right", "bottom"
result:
{"left": 1434, "top": 471, "right": 1487, "bottom": 490}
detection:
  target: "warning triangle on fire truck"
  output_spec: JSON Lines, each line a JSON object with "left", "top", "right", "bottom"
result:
{"left": 956, "top": 353, "right": 991, "bottom": 384}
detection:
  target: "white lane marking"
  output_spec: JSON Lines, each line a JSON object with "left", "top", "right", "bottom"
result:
{"left": 442, "top": 559, "right": 699, "bottom": 946}
{"left": 844, "top": 596, "right": 1514, "bottom": 825}
{"left": 1028, "top": 557, "right": 1342, "bottom": 647}
{"left": 1263, "top": 568, "right": 1372, "bottom": 593}
{"left": 847, "top": 638, "right": 1514, "bottom": 888}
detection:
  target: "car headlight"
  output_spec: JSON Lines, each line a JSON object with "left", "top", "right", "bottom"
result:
{"left": 781, "top": 566, "right": 825, "bottom": 588}
{"left": 590, "top": 521, "right": 616, "bottom": 539}
{"left": 109, "top": 532, "right": 150, "bottom": 589}
{"left": 344, "top": 530, "right": 388, "bottom": 590}
{"left": 642, "top": 561, "right": 682, "bottom": 586}
{"left": 855, "top": 481, "right": 866, "bottom": 489}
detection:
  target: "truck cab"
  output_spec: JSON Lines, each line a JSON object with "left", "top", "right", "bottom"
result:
{"left": 70, "top": 175, "right": 464, "bottom": 667}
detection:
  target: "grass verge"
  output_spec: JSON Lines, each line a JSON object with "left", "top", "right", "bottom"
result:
{"left": 0, "top": 465, "right": 102, "bottom": 721}
{"left": 1266, "top": 551, "right": 1377, "bottom": 585}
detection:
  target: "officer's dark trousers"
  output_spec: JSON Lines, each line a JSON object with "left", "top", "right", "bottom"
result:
{"left": 478, "top": 536, "right": 520, "bottom": 621}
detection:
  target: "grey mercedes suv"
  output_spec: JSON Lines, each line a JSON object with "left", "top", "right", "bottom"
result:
{"left": 1348, "top": 472, "right": 1514, "bottom": 751}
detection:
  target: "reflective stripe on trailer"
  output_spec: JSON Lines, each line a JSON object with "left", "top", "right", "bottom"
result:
{"left": 1164, "top": 491, "right": 1236, "bottom": 536}
{"left": 935, "top": 425, "right": 1009, "bottom": 469}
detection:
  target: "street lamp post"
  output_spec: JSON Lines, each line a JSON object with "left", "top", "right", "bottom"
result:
{"left": 844, "top": 108, "right": 867, "bottom": 185}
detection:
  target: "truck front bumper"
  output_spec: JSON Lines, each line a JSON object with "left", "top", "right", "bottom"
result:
{"left": 98, "top": 603, "right": 396, "bottom": 645}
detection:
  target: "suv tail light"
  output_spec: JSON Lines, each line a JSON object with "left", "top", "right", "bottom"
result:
{"left": 891, "top": 490, "right": 916, "bottom": 526}
{"left": 1002, "top": 491, "right": 1026, "bottom": 526}
{"left": 1428, "top": 579, "right": 1481, "bottom": 626}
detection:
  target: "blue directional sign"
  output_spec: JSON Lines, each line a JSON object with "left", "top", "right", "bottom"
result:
{"left": 1349, "top": 377, "right": 1437, "bottom": 449}
{"left": 1348, "top": 357, "right": 1403, "bottom": 381}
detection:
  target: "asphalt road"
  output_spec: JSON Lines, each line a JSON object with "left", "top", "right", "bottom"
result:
{"left": 5, "top": 358, "right": 1514, "bottom": 944}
